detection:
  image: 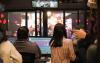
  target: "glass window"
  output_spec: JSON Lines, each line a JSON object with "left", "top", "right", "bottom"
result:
{"left": 65, "top": 11, "right": 78, "bottom": 38}
{"left": 27, "top": 12, "right": 35, "bottom": 36}
{"left": 47, "top": 11, "right": 63, "bottom": 36}
{"left": 37, "top": 11, "right": 43, "bottom": 36}
{"left": 8, "top": 12, "right": 26, "bottom": 36}
{"left": 27, "top": 11, "right": 43, "bottom": 36}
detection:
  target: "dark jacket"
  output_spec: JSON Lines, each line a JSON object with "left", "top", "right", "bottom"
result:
{"left": 87, "top": 42, "right": 97, "bottom": 63}
{"left": 76, "top": 33, "right": 95, "bottom": 63}
{"left": 14, "top": 40, "right": 41, "bottom": 63}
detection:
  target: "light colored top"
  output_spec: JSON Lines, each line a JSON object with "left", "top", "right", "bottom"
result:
{"left": 51, "top": 38, "right": 76, "bottom": 63}
{"left": 0, "top": 40, "right": 22, "bottom": 63}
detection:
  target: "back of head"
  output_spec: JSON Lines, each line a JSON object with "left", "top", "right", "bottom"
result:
{"left": 0, "top": 29, "right": 7, "bottom": 43}
{"left": 53, "top": 23, "right": 67, "bottom": 39}
{"left": 50, "top": 23, "right": 67, "bottom": 47}
{"left": 17, "top": 26, "right": 29, "bottom": 40}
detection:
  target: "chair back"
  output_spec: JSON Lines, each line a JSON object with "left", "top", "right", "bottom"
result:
{"left": 20, "top": 52, "right": 35, "bottom": 63}
{"left": 0, "top": 58, "right": 3, "bottom": 63}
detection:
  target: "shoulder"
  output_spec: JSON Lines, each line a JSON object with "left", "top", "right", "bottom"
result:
{"left": 88, "top": 44, "right": 97, "bottom": 51}
{"left": 63, "top": 38, "right": 72, "bottom": 44}
{"left": 0, "top": 40, "right": 12, "bottom": 53}
{"left": 0, "top": 40, "right": 12, "bottom": 47}
{"left": 27, "top": 41, "right": 38, "bottom": 48}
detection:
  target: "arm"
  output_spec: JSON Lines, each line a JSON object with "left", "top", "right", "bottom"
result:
{"left": 68, "top": 40, "right": 76, "bottom": 61}
{"left": 1, "top": 49, "right": 10, "bottom": 63}
{"left": 33, "top": 42, "right": 41, "bottom": 63}
{"left": 0, "top": 41, "right": 13, "bottom": 63}
{"left": 10, "top": 43, "right": 22, "bottom": 63}
{"left": 35, "top": 44, "right": 41, "bottom": 58}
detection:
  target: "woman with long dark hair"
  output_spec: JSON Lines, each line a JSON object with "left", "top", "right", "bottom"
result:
{"left": 0, "top": 29, "right": 22, "bottom": 63}
{"left": 49, "top": 23, "right": 76, "bottom": 63}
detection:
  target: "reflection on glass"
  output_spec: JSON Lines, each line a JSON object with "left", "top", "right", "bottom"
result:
{"left": 27, "top": 11, "right": 43, "bottom": 36}
{"left": 65, "top": 11, "right": 77, "bottom": 38}
{"left": 8, "top": 12, "right": 26, "bottom": 36}
{"left": 37, "top": 12, "right": 40, "bottom": 36}
{"left": 37, "top": 12, "right": 40, "bottom": 25}
{"left": 47, "top": 11, "right": 63, "bottom": 36}
{"left": 41, "top": 12, "right": 43, "bottom": 36}
{"left": 37, "top": 11, "right": 43, "bottom": 36}
{"left": 27, "top": 12, "right": 35, "bottom": 36}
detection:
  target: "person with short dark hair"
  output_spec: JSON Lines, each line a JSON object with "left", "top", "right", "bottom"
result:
{"left": 0, "top": 29, "right": 22, "bottom": 63}
{"left": 49, "top": 23, "right": 76, "bottom": 63}
{"left": 14, "top": 26, "right": 41, "bottom": 63}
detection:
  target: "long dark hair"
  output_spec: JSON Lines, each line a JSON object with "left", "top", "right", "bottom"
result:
{"left": 0, "top": 29, "right": 7, "bottom": 43}
{"left": 49, "top": 23, "right": 67, "bottom": 47}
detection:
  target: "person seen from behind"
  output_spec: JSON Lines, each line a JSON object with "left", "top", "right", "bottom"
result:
{"left": 14, "top": 26, "right": 41, "bottom": 63}
{"left": 0, "top": 29, "right": 22, "bottom": 63}
{"left": 49, "top": 23, "right": 76, "bottom": 63}
{"left": 86, "top": 25, "right": 97, "bottom": 63}
{"left": 73, "top": 28, "right": 95, "bottom": 63}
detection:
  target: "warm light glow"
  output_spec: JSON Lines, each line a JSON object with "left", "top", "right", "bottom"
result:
{"left": 47, "top": 11, "right": 52, "bottom": 17}
{"left": 65, "top": 13, "right": 71, "bottom": 16}
{"left": 87, "top": 0, "right": 97, "bottom": 8}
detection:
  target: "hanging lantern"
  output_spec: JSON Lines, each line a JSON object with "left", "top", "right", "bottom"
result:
{"left": 87, "top": 0, "right": 97, "bottom": 9}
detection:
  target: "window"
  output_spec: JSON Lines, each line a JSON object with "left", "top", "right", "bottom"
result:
{"left": 8, "top": 12, "right": 26, "bottom": 36}
{"left": 47, "top": 11, "right": 63, "bottom": 36}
